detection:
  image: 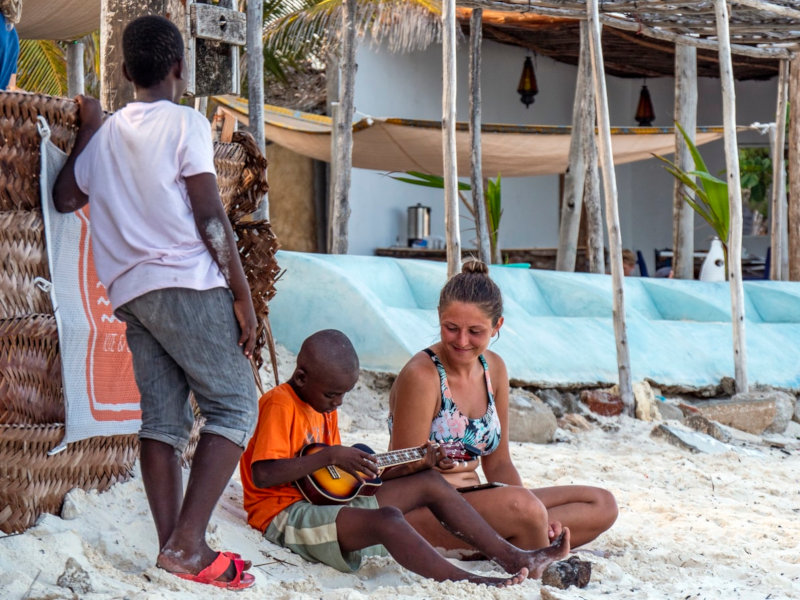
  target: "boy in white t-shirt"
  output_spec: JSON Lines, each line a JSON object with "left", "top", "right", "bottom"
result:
{"left": 53, "top": 15, "right": 257, "bottom": 591}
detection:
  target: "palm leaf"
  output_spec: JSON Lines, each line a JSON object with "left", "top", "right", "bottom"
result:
{"left": 17, "top": 39, "right": 66, "bottom": 96}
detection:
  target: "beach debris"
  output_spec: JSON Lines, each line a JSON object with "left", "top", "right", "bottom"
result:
{"left": 650, "top": 424, "right": 731, "bottom": 454}
{"left": 580, "top": 389, "right": 623, "bottom": 417}
{"left": 541, "top": 555, "right": 592, "bottom": 589}
{"left": 633, "top": 381, "right": 661, "bottom": 422}
{"left": 508, "top": 391, "right": 557, "bottom": 443}
{"left": 57, "top": 557, "right": 92, "bottom": 595}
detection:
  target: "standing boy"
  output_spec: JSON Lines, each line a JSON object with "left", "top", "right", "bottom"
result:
{"left": 53, "top": 15, "right": 257, "bottom": 590}
{"left": 240, "top": 329, "right": 570, "bottom": 586}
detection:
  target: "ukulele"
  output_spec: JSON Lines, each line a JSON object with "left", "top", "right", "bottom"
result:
{"left": 295, "top": 441, "right": 477, "bottom": 505}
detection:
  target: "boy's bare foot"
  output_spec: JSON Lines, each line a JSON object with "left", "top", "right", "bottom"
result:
{"left": 495, "top": 527, "right": 571, "bottom": 579}
{"left": 466, "top": 567, "right": 529, "bottom": 587}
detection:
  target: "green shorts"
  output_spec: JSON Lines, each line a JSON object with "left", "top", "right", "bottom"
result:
{"left": 265, "top": 496, "right": 389, "bottom": 573}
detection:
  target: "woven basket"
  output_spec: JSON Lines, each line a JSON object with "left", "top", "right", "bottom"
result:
{"left": 0, "top": 425, "right": 138, "bottom": 533}
{"left": 0, "top": 315, "right": 63, "bottom": 425}
{"left": 0, "top": 91, "right": 280, "bottom": 533}
{"left": 0, "top": 210, "right": 52, "bottom": 318}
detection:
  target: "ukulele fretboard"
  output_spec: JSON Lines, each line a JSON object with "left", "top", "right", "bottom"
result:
{"left": 374, "top": 446, "right": 426, "bottom": 468}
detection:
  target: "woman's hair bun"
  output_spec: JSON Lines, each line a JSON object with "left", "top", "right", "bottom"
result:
{"left": 462, "top": 259, "right": 489, "bottom": 276}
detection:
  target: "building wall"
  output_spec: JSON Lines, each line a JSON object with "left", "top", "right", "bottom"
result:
{"left": 347, "top": 38, "right": 778, "bottom": 273}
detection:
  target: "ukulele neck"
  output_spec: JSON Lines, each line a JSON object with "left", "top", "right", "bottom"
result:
{"left": 372, "top": 445, "right": 430, "bottom": 468}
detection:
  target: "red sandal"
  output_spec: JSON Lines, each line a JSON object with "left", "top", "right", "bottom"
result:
{"left": 173, "top": 552, "right": 255, "bottom": 590}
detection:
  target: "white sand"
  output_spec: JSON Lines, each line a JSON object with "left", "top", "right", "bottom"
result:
{"left": 2, "top": 350, "right": 799, "bottom": 600}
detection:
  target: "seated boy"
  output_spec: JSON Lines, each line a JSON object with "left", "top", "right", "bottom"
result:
{"left": 240, "top": 329, "right": 570, "bottom": 586}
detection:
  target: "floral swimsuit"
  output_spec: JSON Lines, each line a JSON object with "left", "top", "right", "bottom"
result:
{"left": 423, "top": 348, "right": 501, "bottom": 456}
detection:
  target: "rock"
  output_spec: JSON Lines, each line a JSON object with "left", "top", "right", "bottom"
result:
{"left": 650, "top": 424, "right": 733, "bottom": 454}
{"left": 793, "top": 396, "right": 800, "bottom": 424}
{"left": 508, "top": 391, "right": 557, "bottom": 443}
{"left": 580, "top": 389, "right": 623, "bottom": 417}
{"left": 633, "top": 381, "right": 661, "bottom": 422}
{"left": 684, "top": 413, "right": 731, "bottom": 442}
{"left": 763, "top": 391, "right": 795, "bottom": 434}
{"left": 657, "top": 401, "right": 685, "bottom": 423}
{"left": 536, "top": 389, "right": 582, "bottom": 418}
{"left": 57, "top": 557, "right": 92, "bottom": 595}
{"left": 691, "top": 391, "right": 794, "bottom": 435}
{"left": 558, "top": 413, "right": 592, "bottom": 432}
{"left": 541, "top": 556, "right": 592, "bottom": 589}
{"left": 720, "top": 376, "right": 736, "bottom": 396}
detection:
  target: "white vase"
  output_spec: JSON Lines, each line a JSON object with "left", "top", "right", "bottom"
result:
{"left": 699, "top": 238, "right": 725, "bottom": 282}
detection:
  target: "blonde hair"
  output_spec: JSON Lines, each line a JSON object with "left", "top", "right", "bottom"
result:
{"left": 438, "top": 260, "right": 503, "bottom": 325}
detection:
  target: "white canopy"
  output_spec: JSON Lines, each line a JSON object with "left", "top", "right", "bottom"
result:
{"left": 213, "top": 95, "right": 726, "bottom": 178}
{"left": 16, "top": 0, "right": 99, "bottom": 40}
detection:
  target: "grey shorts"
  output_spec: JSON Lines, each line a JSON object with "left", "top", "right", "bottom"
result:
{"left": 265, "top": 497, "right": 388, "bottom": 573}
{"left": 115, "top": 287, "right": 258, "bottom": 451}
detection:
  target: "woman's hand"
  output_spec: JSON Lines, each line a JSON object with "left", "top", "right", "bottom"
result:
{"left": 420, "top": 440, "right": 456, "bottom": 471}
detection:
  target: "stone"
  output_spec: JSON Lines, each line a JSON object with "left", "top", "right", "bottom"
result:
{"left": 508, "top": 391, "right": 557, "bottom": 444}
{"left": 793, "top": 396, "right": 800, "bottom": 424}
{"left": 650, "top": 424, "right": 733, "bottom": 454}
{"left": 692, "top": 391, "right": 794, "bottom": 435}
{"left": 536, "top": 389, "right": 565, "bottom": 418}
{"left": 657, "top": 401, "right": 685, "bottom": 423}
{"left": 57, "top": 557, "right": 92, "bottom": 595}
{"left": 763, "top": 390, "right": 796, "bottom": 434}
{"left": 684, "top": 413, "right": 731, "bottom": 442}
{"left": 580, "top": 389, "right": 623, "bottom": 417}
{"left": 541, "top": 556, "right": 592, "bottom": 589}
{"left": 558, "top": 413, "right": 592, "bottom": 432}
{"left": 633, "top": 381, "right": 661, "bottom": 422}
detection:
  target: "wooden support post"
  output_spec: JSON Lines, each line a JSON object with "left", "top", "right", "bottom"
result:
{"left": 584, "top": 143, "right": 604, "bottom": 274}
{"left": 672, "top": 43, "right": 697, "bottom": 280}
{"left": 328, "top": 0, "right": 356, "bottom": 254}
{"left": 714, "top": 0, "right": 748, "bottom": 394}
{"left": 469, "top": 8, "right": 491, "bottom": 266}
{"left": 556, "top": 21, "right": 591, "bottom": 272}
{"left": 442, "top": 0, "right": 461, "bottom": 278}
{"left": 789, "top": 54, "right": 800, "bottom": 281}
{"left": 246, "top": 0, "right": 268, "bottom": 219}
{"left": 771, "top": 60, "right": 789, "bottom": 281}
{"left": 586, "top": 0, "right": 633, "bottom": 413}
{"left": 67, "top": 41, "right": 85, "bottom": 98}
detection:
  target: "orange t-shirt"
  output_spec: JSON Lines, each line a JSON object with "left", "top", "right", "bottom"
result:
{"left": 240, "top": 382, "right": 340, "bottom": 532}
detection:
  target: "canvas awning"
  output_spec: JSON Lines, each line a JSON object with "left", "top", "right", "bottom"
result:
{"left": 16, "top": 0, "right": 98, "bottom": 40}
{"left": 213, "top": 95, "right": 726, "bottom": 177}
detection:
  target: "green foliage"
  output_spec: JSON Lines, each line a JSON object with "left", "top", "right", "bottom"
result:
{"left": 654, "top": 122, "right": 730, "bottom": 249}
{"left": 485, "top": 174, "right": 502, "bottom": 259}
{"left": 17, "top": 39, "right": 66, "bottom": 96}
{"left": 738, "top": 147, "right": 771, "bottom": 219}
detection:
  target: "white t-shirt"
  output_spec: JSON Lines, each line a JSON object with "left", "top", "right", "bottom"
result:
{"left": 75, "top": 100, "right": 227, "bottom": 309}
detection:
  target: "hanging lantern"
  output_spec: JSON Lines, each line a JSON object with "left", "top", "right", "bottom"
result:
{"left": 517, "top": 56, "right": 538, "bottom": 108}
{"left": 634, "top": 83, "right": 655, "bottom": 126}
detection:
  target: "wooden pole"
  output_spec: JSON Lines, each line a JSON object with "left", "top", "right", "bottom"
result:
{"left": 443, "top": 0, "right": 461, "bottom": 278}
{"left": 556, "top": 21, "right": 591, "bottom": 272}
{"left": 714, "top": 0, "right": 748, "bottom": 394}
{"left": 328, "top": 0, "right": 356, "bottom": 254}
{"left": 246, "top": 0, "right": 268, "bottom": 219}
{"left": 584, "top": 141, "right": 604, "bottom": 274}
{"left": 789, "top": 54, "right": 800, "bottom": 281}
{"left": 469, "top": 8, "right": 491, "bottom": 265}
{"left": 672, "top": 43, "right": 697, "bottom": 280}
{"left": 770, "top": 60, "right": 789, "bottom": 281}
{"left": 586, "top": 0, "right": 633, "bottom": 412}
{"left": 67, "top": 41, "right": 85, "bottom": 97}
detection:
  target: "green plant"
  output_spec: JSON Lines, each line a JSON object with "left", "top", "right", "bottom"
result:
{"left": 654, "top": 122, "right": 730, "bottom": 268}
{"left": 738, "top": 147, "right": 771, "bottom": 229}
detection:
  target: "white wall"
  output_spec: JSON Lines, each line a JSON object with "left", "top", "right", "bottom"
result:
{"left": 346, "top": 38, "right": 779, "bottom": 273}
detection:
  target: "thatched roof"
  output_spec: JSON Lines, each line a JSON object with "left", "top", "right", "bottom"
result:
{"left": 459, "top": 9, "right": 779, "bottom": 80}
{"left": 458, "top": 1, "right": 800, "bottom": 61}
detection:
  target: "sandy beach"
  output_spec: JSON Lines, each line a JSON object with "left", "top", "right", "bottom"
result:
{"left": 1, "top": 347, "right": 799, "bottom": 600}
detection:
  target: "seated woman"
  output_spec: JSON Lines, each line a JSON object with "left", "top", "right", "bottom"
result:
{"left": 388, "top": 260, "right": 617, "bottom": 554}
